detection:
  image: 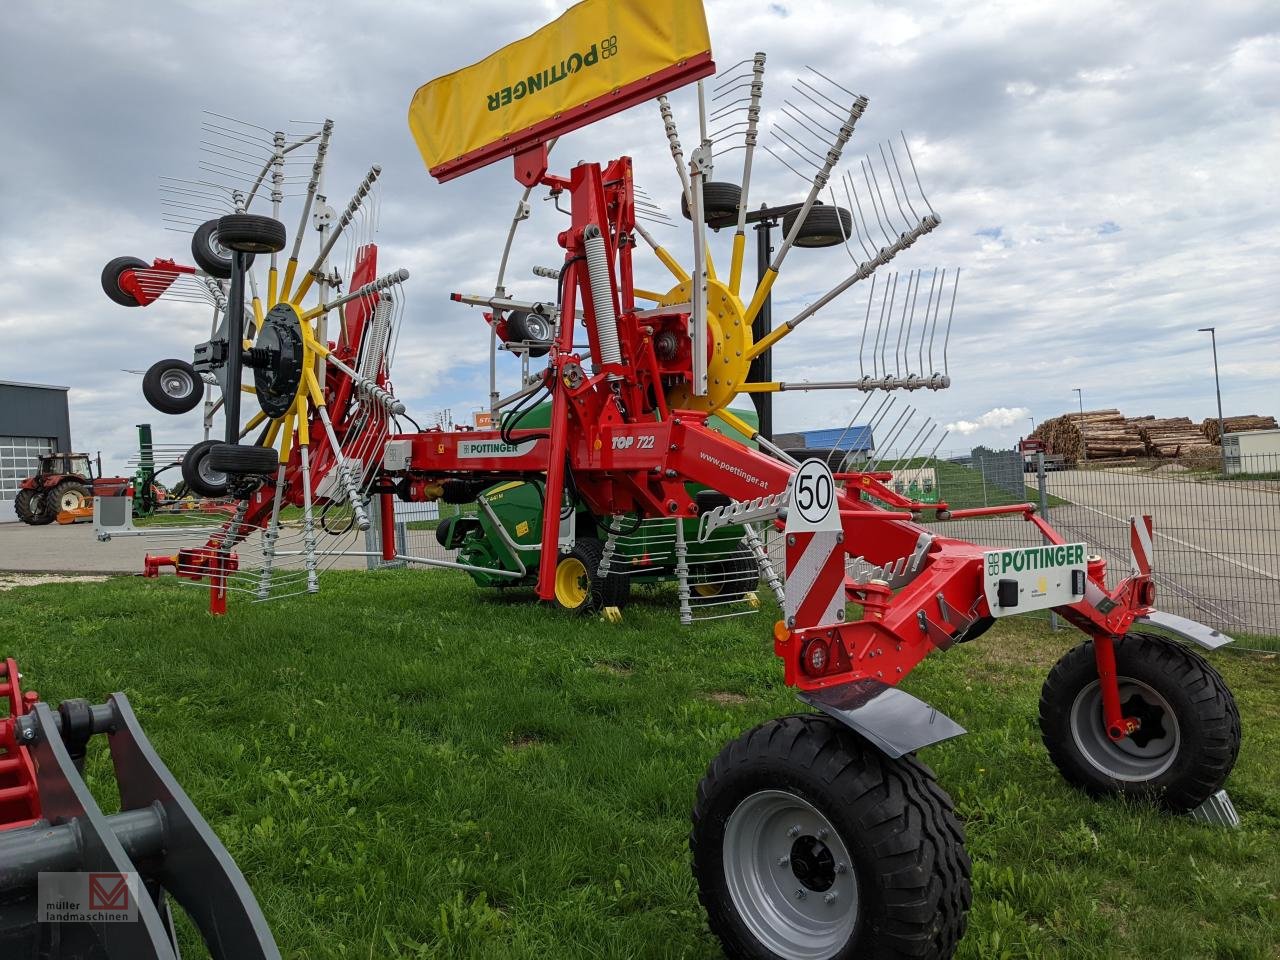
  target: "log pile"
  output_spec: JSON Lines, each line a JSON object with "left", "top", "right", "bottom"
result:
{"left": 1201, "top": 415, "right": 1278, "bottom": 444}
{"left": 1029, "top": 409, "right": 1277, "bottom": 463}
{"left": 1136, "top": 417, "right": 1214, "bottom": 459}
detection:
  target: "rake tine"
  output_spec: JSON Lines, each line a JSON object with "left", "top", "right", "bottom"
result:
{"left": 943, "top": 269, "right": 959, "bottom": 377}
{"left": 903, "top": 268, "right": 921, "bottom": 376}
{"left": 761, "top": 144, "right": 815, "bottom": 183}
{"left": 842, "top": 172, "right": 876, "bottom": 261}
{"left": 860, "top": 159, "right": 896, "bottom": 248}
{"left": 894, "top": 268, "right": 914, "bottom": 378}
{"left": 918, "top": 267, "right": 938, "bottom": 378}
{"left": 832, "top": 389, "right": 880, "bottom": 456}
{"left": 928, "top": 268, "right": 946, "bottom": 375}
{"left": 886, "top": 139, "right": 922, "bottom": 224}
{"left": 879, "top": 142, "right": 913, "bottom": 231}
{"left": 858, "top": 273, "right": 876, "bottom": 379}
{"left": 899, "top": 132, "right": 937, "bottom": 219}
{"left": 872, "top": 273, "right": 892, "bottom": 378}
{"left": 880, "top": 271, "right": 898, "bottom": 380}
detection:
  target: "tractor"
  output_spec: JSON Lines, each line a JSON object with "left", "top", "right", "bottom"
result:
{"left": 14, "top": 452, "right": 98, "bottom": 526}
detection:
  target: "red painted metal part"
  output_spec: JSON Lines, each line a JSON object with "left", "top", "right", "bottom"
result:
{"left": 120, "top": 258, "right": 197, "bottom": 307}
{"left": 430, "top": 54, "right": 716, "bottom": 183}
{"left": 380, "top": 492, "right": 397, "bottom": 562}
{"left": 0, "top": 658, "right": 41, "bottom": 830}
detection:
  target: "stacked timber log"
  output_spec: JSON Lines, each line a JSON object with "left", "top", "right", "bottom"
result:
{"left": 1137, "top": 417, "right": 1215, "bottom": 459}
{"left": 1029, "top": 409, "right": 1145, "bottom": 462}
{"left": 1202, "top": 415, "right": 1278, "bottom": 444}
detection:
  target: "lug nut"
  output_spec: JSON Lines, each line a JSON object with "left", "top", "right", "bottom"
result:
{"left": 834, "top": 862, "right": 848, "bottom": 875}
{"left": 787, "top": 824, "right": 801, "bottom": 838}
{"left": 824, "top": 892, "right": 838, "bottom": 905}
{"left": 777, "top": 856, "right": 790, "bottom": 867}
{"left": 794, "top": 889, "right": 807, "bottom": 900}
{"left": 816, "top": 828, "right": 829, "bottom": 840}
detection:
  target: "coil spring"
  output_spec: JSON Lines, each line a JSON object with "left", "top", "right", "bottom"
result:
{"left": 583, "top": 226, "right": 622, "bottom": 380}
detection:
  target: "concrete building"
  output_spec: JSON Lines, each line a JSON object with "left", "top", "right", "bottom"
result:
{"left": 0, "top": 381, "right": 72, "bottom": 523}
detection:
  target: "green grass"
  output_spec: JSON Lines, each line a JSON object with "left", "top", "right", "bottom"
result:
{"left": 2, "top": 572, "right": 1277, "bottom": 959}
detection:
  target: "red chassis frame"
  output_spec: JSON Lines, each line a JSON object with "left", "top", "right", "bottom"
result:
{"left": 379, "top": 149, "right": 1158, "bottom": 743}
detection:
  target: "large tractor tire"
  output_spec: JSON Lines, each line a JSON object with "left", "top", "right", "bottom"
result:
{"left": 142, "top": 359, "right": 203, "bottom": 415}
{"left": 46, "top": 481, "right": 90, "bottom": 517}
{"left": 181, "top": 440, "right": 230, "bottom": 498}
{"left": 692, "top": 543, "right": 761, "bottom": 602}
{"left": 15, "top": 488, "right": 53, "bottom": 525}
{"left": 692, "top": 715, "right": 971, "bottom": 960}
{"left": 552, "top": 537, "right": 630, "bottom": 614}
{"left": 1039, "top": 632, "right": 1240, "bottom": 812}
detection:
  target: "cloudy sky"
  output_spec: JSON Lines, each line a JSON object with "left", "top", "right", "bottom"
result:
{"left": 1, "top": 0, "right": 1276, "bottom": 474}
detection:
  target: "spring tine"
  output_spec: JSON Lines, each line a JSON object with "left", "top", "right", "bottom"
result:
{"left": 942, "top": 269, "right": 959, "bottom": 377}
{"left": 866, "top": 153, "right": 906, "bottom": 238}
{"left": 771, "top": 126, "right": 824, "bottom": 171}
{"left": 832, "top": 389, "right": 879, "bottom": 456}
{"left": 761, "top": 144, "right": 814, "bottom": 183}
{"left": 902, "top": 269, "right": 920, "bottom": 376}
{"left": 858, "top": 273, "right": 876, "bottom": 378}
{"left": 918, "top": 267, "right": 938, "bottom": 376}
{"left": 928, "top": 268, "right": 946, "bottom": 375}
{"left": 898, "top": 132, "right": 937, "bottom": 219}
{"left": 793, "top": 78, "right": 852, "bottom": 127}
{"left": 879, "top": 142, "right": 913, "bottom": 230}
{"left": 881, "top": 272, "right": 899, "bottom": 379}
{"left": 886, "top": 139, "right": 922, "bottom": 224}
{"left": 872, "top": 407, "right": 914, "bottom": 471}
{"left": 781, "top": 99, "right": 840, "bottom": 143}
{"left": 842, "top": 172, "right": 876, "bottom": 260}
{"left": 894, "top": 269, "right": 912, "bottom": 378}
{"left": 885, "top": 418, "right": 930, "bottom": 473}
{"left": 860, "top": 160, "right": 895, "bottom": 247}
{"left": 872, "top": 273, "right": 891, "bottom": 378}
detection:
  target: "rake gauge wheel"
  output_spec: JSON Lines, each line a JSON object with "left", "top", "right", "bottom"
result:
{"left": 191, "top": 218, "right": 253, "bottom": 279}
{"left": 182, "top": 439, "right": 231, "bottom": 498}
{"left": 692, "top": 715, "right": 971, "bottom": 960}
{"left": 680, "top": 181, "right": 743, "bottom": 223}
{"left": 552, "top": 537, "right": 630, "bottom": 614}
{"left": 782, "top": 203, "right": 854, "bottom": 250}
{"left": 1039, "top": 632, "right": 1240, "bottom": 812}
{"left": 216, "top": 214, "right": 287, "bottom": 254}
{"left": 505, "top": 309, "right": 553, "bottom": 358}
{"left": 143, "top": 359, "right": 203, "bottom": 415}
{"left": 100, "top": 256, "right": 148, "bottom": 307}
{"left": 208, "top": 443, "right": 279, "bottom": 477}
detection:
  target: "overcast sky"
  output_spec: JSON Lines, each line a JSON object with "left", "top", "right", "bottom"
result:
{"left": 1, "top": 0, "right": 1276, "bottom": 474}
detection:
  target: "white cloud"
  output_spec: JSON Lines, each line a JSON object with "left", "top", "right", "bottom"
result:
{"left": 946, "top": 407, "right": 1032, "bottom": 435}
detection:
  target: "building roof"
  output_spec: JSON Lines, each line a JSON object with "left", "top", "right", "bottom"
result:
{"left": 0, "top": 380, "right": 70, "bottom": 392}
{"left": 802, "top": 426, "right": 875, "bottom": 451}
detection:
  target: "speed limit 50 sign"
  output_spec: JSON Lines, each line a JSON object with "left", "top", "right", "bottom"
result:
{"left": 783, "top": 459, "right": 845, "bottom": 628}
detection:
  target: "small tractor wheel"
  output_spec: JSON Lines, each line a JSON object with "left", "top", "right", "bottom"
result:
{"left": 15, "top": 488, "right": 53, "bottom": 525}
{"left": 553, "top": 537, "right": 630, "bottom": 614}
{"left": 142, "top": 359, "right": 203, "bottom": 415}
{"left": 191, "top": 218, "right": 253, "bottom": 279}
{"left": 435, "top": 514, "right": 482, "bottom": 550}
{"left": 100, "top": 256, "right": 148, "bottom": 307}
{"left": 681, "top": 181, "right": 743, "bottom": 222}
{"left": 47, "top": 481, "right": 90, "bottom": 515}
{"left": 692, "top": 714, "right": 971, "bottom": 960}
{"left": 693, "top": 543, "right": 761, "bottom": 601}
{"left": 1039, "top": 632, "right": 1240, "bottom": 812}
{"left": 216, "top": 214, "right": 287, "bottom": 254}
{"left": 505, "top": 310, "right": 553, "bottom": 358}
{"left": 782, "top": 203, "right": 853, "bottom": 249}
{"left": 207, "top": 443, "right": 279, "bottom": 477}
{"left": 181, "top": 440, "right": 230, "bottom": 498}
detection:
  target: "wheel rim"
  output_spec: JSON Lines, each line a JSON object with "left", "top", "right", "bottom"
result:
{"left": 1069, "top": 676, "right": 1181, "bottom": 781}
{"left": 197, "top": 457, "right": 227, "bottom": 488}
{"left": 57, "top": 490, "right": 86, "bottom": 512}
{"left": 722, "top": 789, "right": 858, "bottom": 960}
{"left": 525, "top": 316, "right": 550, "bottom": 341}
{"left": 554, "top": 557, "right": 589, "bottom": 608}
{"left": 160, "top": 367, "right": 195, "bottom": 400}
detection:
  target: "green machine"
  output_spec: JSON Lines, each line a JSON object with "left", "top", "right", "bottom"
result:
{"left": 434, "top": 407, "right": 771, "bottom": 615}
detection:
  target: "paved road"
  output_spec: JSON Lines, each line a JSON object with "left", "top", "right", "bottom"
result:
{"left": 1038, "top": 469, "right": 1280, "bottom": 636}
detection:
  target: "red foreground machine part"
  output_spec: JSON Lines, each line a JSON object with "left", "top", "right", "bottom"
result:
{"left": 0, "top": 658, "right": 280, "bottom": 959}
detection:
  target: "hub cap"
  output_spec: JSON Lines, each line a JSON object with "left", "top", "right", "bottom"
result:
{"left": 1070, "top": 677, "right": 1181, "bottom": 781}
{"left": 252, "top": 303, "right": 306, "bottom": 419}
{"left": 160, "top": 366, "right": 195, "bottom": 399}
{"left": 722, "top": 790, "right": 858, "bottom": 960}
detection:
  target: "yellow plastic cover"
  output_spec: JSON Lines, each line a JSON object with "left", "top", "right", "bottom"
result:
{"left": 408, "top": 0, "right": 712, "bottom": 180}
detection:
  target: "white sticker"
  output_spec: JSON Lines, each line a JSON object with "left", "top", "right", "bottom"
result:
{"left": 790, "top": 459, "right": 838, "bottom": 530}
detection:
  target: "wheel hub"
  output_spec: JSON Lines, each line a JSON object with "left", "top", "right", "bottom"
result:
{"left": 1070, "top": 677, "right": 1181, "bottom": 781}
{"left": 249, "top": 303, "right": 306, "bottom": 418}
{"left": 789, "top": 835, "right": 835, "bottom": 892}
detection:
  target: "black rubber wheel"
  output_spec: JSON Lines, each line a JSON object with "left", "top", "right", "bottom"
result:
{"left": 681, "top": 181, "right": 743, "bottom": 223}
{"left": 435, "top": 514, "right": 483, "bottom": 550}
{"left": 692, "top": 543, "right": 761, "bottom": 602}
{"left": 782, "top": 203, "right": 853, "bottom": 249}
{"left": 142, "top": 359, "right": 203, "bottom": 415}
{"left": 552, "top": 536, "right": 630, "bottom": 614}
{"left": 191, "top": 218, "right": 253, "bottom": 279}
{"left": 46, "top": 481, "right": 90, "bottom": 516}
{"left": 14, "top": 488, "right": 52, "bottom": 525}
{"left": 208, "top": 443, "right": 279, "bottom": 477}
{"left": 216, "top": 214, "right": 287, "bottom": 254}
{"left": 692, "top": 715, "right": 971, "bottom": 960}
{"left": 506, "top": 310, "right": 553, "bottom": 358}
{"left": 181, "top": 440, "right": 230, "bottom": 498}
{"left": 1039, "top": 632, "right": 1240, "bottom": 812}
{"left": 100, "top": 256, "right": 147, "bottom": 307}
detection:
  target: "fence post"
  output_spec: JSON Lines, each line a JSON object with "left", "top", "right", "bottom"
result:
{"left": 1036, "top": 451, "right": 1060, "bottom": 632}
{"left": 365, "top": 498, "right": 381, "bottom": 570}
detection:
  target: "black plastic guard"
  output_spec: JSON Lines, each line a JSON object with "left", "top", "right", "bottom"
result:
{"left": 797, "top": 678, "right": 966, "bottom": 758}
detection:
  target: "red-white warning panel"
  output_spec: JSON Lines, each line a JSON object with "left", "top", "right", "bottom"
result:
{"left": 783, "top": 459, "right": 846, "bottom": 629}
{"left": 1130, "top": 514, "right": 1154, "bottom": 577}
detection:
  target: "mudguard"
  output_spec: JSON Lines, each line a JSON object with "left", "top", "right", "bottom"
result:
{"left": 1135, "top": 610, "right": 1234, "bottom": 650}
{"left": 796, "top": 678, "right": 966, "bottom": 759}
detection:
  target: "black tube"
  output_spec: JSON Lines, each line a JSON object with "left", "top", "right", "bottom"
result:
{"left": 223, "top": 251, "right": 248, "bottom": 444}
{"left": 0, "top": 807, "right": 166, "bottom": 891}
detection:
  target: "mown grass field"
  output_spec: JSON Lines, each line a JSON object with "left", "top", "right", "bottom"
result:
{"left": 1, "top": 571, "right": 1277, "bottom": 959}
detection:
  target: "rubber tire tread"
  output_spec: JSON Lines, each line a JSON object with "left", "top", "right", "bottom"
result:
{"left": 15, "top": 488, "right": 52, "bottom": 525}
{"left": 557, "top": 536, "right": 630, "bottom": 613}
{"left": 1038, "top": 631, "right": 1240, "bottom": 812}
{"left": 691, "top": 714, "right": 971, "bottom": 960}
{"left": 47, "top": 480, "right": 89, "bottom": 515}
{"left": 681, "top": 181, "right": 743, "bottom": 221}
{"left": 207, "top": 443, "right": 279, "bottom": 476}
{"left": 506, "top": 311, "right": 552, "bottom": 358}
{"left": 190, "top": 219, "right": 253, "bottom": 279}
{"left": 216, "top": 214, "right": 287, "bottom": 254}
{"left": 142, "top": 359, "right": 203, "bottom": 415}
{"left": 181, "top": 440, "right": 229, "bottom": 498}
{"left": 782, "top": 204, "right": 854, "bottom": 246}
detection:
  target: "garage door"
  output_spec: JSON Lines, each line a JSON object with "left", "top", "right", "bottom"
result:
{"left": 0, "top": 436, "right": 55, "bottom": 522}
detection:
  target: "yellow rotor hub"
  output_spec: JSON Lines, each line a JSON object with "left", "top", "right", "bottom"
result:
{"left": 663, "top": 277, "right": 753, "bottom": 415}
{"left": 554, "top": 556, "right": 590, "bottom": 609}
